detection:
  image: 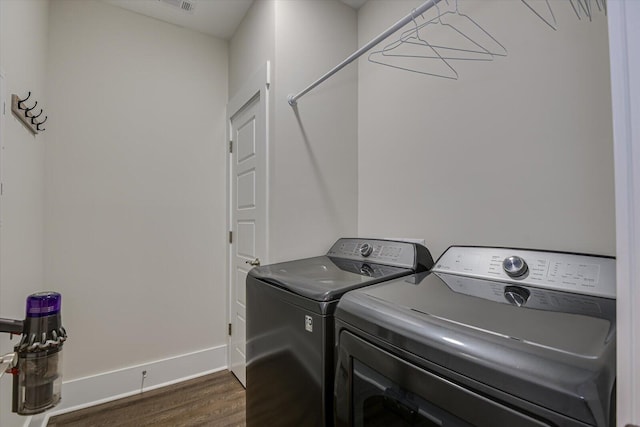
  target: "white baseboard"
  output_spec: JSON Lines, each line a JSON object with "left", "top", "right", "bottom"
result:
{"left": 25, "top": 345, "right": 228, "bottom": 427}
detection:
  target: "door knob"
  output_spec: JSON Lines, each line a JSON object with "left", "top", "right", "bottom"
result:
{"left": 246, "top": 258, "right": 261, "bottom": 266}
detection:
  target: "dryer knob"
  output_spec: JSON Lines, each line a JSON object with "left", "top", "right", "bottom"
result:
{"left": 502, "top": 255, "right": 528, "bottom": 278}
{"left": 504, "top": 286, "right": 531, "bottom": 307}
{"left": 360, "top": 243, "right": 373, "bottom": 257}
{"left": 359, "top": 264, "right": 374, "bottom": 276}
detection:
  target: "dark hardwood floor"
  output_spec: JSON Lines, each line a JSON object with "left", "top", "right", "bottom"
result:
{"left": 47, "top": 370, "right": 245, "bottom": 427}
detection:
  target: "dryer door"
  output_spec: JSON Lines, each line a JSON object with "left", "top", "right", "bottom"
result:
{"left": 335, "top": 330, "right": 556, "bottom": 427}
{"left": 352, "top": 360, "right": 473, "bottom": 427}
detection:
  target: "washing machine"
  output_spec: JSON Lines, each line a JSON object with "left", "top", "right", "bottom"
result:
{"left": 334, "top": 245, "right": 616, "bottom": 427}
{"left": 246, "top": 238, "right": 434, "bottom": 427}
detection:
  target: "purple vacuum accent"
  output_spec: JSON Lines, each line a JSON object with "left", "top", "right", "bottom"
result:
{"left": 25, "top": 292, "right": 61, "bottom": 317}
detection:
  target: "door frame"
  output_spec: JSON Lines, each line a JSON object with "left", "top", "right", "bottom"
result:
{"left": 608, "top": 1, "right": 640, "bottom": 425}
{"left": 226, "top": 61, "right": 270, "bottom": 378}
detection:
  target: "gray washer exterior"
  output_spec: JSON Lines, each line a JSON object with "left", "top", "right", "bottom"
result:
{"left": 245, "top": 239, "right": 434, "bottom": 427}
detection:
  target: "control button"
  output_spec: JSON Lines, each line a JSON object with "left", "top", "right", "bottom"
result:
{"left": 360, "top": 243, "right": 373, "bottom": 257}
{"left": 504, "top": 286, "right": 531, "bottom": 307}
{"left": 502, "top": 255, "right": 528, "bottom": 278}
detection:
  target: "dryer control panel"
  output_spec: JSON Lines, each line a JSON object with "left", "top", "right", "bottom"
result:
{"left": 432, "top": 246, "right": 616, "bottom": 299}
{"left": 327, "top": 238, "right": 425, "bottom": 270}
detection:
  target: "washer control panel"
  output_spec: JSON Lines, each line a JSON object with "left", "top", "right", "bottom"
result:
{"left": 327, "top": 238, "right": 417, "bottom": 269}
{"left": 433, "top": 246, "right": 615, "bottom": 299}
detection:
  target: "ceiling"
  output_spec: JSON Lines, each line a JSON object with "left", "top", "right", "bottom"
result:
{"left": 102, "top": 0, "right": 254, "bottom": 40}
{"left": 102, "top": 0, "right": 365, "bottom": 40}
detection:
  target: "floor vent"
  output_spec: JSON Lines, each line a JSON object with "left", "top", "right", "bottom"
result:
{"left": 159, "top": 0, "right": 195, "bottom": 14}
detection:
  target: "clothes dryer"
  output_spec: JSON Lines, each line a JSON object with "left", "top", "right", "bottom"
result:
{"left": 335, "top": 246, "right": 616, "bottom": 427}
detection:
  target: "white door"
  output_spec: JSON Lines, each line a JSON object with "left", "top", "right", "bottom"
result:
{"left": 227, "top": 63, "right": 269, "bottom": 387}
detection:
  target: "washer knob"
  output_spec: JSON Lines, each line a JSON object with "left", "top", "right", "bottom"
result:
{"left": 504, "top": 286, "right": 531, "bottom": 307}
{"left": 502, "top": 255, "right": 528, "bottom": 278}
{"left": 360, "top": 243, "right": 373, "bottom": 257}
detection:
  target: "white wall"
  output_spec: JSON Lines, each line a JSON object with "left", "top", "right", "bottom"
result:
{"left": 44, "top": 0, "right": 229, "bottom": 380}
{"left": 0, "top": 1, "right": 49, "bottom": 426}
{"left": 230, "top": 0, "right": 358, "bottom": 262}
{"left": 271, "top": 0, "right": 358, "bottom": 261}
{"left": 357, "top": 0, "right": 615, "bottom": 260}
{"left": 229, "top": 0, "right": 275, "bottom": 98}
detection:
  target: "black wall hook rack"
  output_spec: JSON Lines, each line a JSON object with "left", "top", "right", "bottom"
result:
{"left": 11, "top": 92, "right": 47, "bottom": 135}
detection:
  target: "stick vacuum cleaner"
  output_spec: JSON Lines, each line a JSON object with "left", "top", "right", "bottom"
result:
{"left": 0, "top": 292, "right": 67, "bottom": 415}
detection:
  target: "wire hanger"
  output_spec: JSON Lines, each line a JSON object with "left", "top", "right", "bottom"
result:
{"left": 446, "top": 0, "right": 507, "bottom": 57}
{"left": 568, "top": 0, "right": 582, "bottom": 20}
{"left": 368, "top": 4, "right": 458, "bottom": 80}
{"left": 571, "top": 0, "right": 592, "bottom": 20}
{"left": 394, "top": 0, "right": 507, "bottom": 61}
{"left": 595, "top": 0, "right": 606, "bottom": 15}
{"left": 386, "top": 2, "right": 493, "bottom": 62}
{"left": 521, "top": 0, "right": 557, "bottom": 30}
{"left": 385, "top": 20, "right": 494, "bottom": 63}
{"left": 582, "top": 0, "right": 593, "bottom": 20}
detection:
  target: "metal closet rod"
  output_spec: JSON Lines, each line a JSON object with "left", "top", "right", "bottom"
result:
{"left": 287, "top": 0, "right": 443, "bottom": 107}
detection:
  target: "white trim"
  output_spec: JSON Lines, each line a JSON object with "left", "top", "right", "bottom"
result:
{"left": 0, "top": 68, "right": 5, "bottom": 278}
{"left": 226, "top": 61, "right": 270, "bottom": 383}
{"left": 608, "top": 0, "right": 640, "bottom": 425}
{"left": 26, "top": 345, "right": 227, "bottom": 427}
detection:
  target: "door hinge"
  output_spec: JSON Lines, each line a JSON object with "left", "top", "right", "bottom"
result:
{"left": 229, "top": 140, "right": 233, "bottom": 153}
{"left": 228, "top": 323, "right": 232, "bottom": 336}
{"left": 229, "top": 231, "right": 232, "bottom": 244}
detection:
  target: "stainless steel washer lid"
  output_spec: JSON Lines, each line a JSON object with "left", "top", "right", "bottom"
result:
{"left": 335, "top": 271, "right": 616, "bottom": 427}
{"left": 248, "top": 255, "right": 412, "bottom": 302}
